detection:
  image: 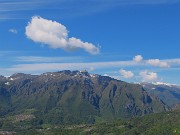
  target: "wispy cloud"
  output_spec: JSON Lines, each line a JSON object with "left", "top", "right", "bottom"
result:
{"left": 162, "top": 59, "right": 180, "bottom": 66}
{"left": 6, "top": 61, "right": 138, "bottom": 72}
{"left": 1, "top": 0, "right": 178, "bottom": 11}
{"left": 16, "top": 56, "right": 83, "bottom": 63}
{"left": 0, "top": 60, "right": 140, "bottom": 75}
{"left": 1, "top": 0, "right": 179, "bottom": 20}
{"left": 0, "top": 57, "right": 179, "bottom": 75}
{"left": 0, "top": 53, "right": 180, "bottom": 76}
{"left": 0, "top": 0, "right": 52, "bottom": 19}
{"left": 0, "top": 1, "right": 49, "bottom": 11}
{"left": 9, "top": 29, "right": 18, "bottom": 34}
{"left": 0, "top": 51, "right": 21, "bottom": 56}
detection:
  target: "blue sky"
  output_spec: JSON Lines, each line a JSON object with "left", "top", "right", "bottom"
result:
{"left": 0, "top": 0, "right": 180, "bottom": 85}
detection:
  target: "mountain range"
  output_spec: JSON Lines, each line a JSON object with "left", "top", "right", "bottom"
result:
{"left": 0, "top": 70, "right": 170, "bottom": 125}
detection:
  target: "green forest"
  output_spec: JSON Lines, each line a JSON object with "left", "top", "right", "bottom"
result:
{"left": 0, "top": 109, "right": 179, "bottom": 135}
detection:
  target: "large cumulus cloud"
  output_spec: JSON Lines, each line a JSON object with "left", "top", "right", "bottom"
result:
{"left": 25, "top": 16, "right": 100, "bottom": 55}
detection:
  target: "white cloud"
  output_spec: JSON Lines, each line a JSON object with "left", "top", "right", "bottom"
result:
{"left": 133, "top": 55, "right": 170, "bottom": 68}
{"left": 139, "top": 70, "right": 158, "bottom": 82}
{"left": 147, "top": 59, "right": 170, "bottom": 68}
{"left": 9, "top": 29, "right": 18, "bottom": 34}
{"left": 25, "top": 16, "right": 100, "bottom": 55}
{"left": 119, "top": 69, "right": 134, "bottom": 78}
{"left": 133, "top": 55, "right": 143, "bottom": 62}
